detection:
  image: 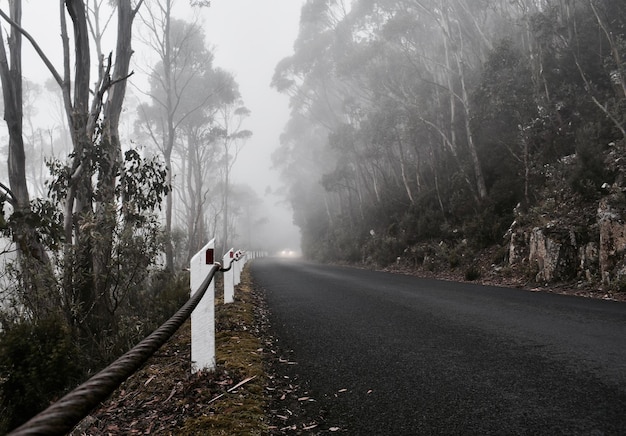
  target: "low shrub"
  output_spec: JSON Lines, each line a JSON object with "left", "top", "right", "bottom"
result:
{"left": 0, "top": 316, "right": 83, "bottom": 433}
{"left": 464, "top": 265, "right": 482, "bottom": 281}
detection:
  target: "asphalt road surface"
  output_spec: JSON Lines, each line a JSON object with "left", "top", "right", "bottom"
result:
{"left": 251, "top": 258, "right": 626, "bottom": 435}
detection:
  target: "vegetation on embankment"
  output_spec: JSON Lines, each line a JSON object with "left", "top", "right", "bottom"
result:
{"left": 68, "top": 269, "right": 269, "bottom": 435}
{"left": 0, "top": 273, "right": 191, "bottom": 433}
{"left": 273, "top": 0, "right": 626, "bottom": 294}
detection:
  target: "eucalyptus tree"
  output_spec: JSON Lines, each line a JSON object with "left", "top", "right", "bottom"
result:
{"left": 516, "top": 0, "right": 626, "bottom": 157}
{"left": 21, "top": 79, "right": 47, "bottom": 197}
{"left": 273, "top": 0, "right": 374, "bottom": 244}
{"left": 0, "top": 0, "right": 51, "bottom": 314}
{"left": 214, "top": 100, "right": 252, "bottom": 256}
{"left": 175, "top": 67, "right": 239, "bottom": 261}
{"left": 275, "top": 0, "right": 530, "bottom": 259}
{"left": 273, "top": 114, "right": 341, "bottom": 259}
{"left": 471, "top": 39, "right": 537, "bottom": 206}
{"left": 137, "top": 1, "right": 234, "bottom": 270}
{"left": 354, "top": 0, "right": 494, "bottom": 201}
{"left": 578, "top": 0, "right": 626, "bottom": 138}
{"left": 0, "top": 0, "right": 168, "bottom": 349}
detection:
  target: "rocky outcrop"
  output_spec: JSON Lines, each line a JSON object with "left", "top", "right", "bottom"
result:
{"left": 507, "top": 227, "right": 528, "bottom": 265}
{"left": 509, "top": 225, "right": 602, "bottom": 284}
{"left": 598, "top": 192, "right": 626, "bottom": 285}
{"left": 528, "top": 226, "right": 578, "bottom": 282}
{"left": 579, "top": 242, "right": 599, "bottom": 282}
{"left": 506, "top": 142, "right": 626, "bottom": 287}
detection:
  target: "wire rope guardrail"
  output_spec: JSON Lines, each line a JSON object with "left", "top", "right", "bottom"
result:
{"left": 221, "top": 248, "right": 245, "bottom": 304}
{"left": 8, "top": 265, "right": 219, "bottom": 436}
{"left": 7, "top": 237, "right": 257, "bottom": 436}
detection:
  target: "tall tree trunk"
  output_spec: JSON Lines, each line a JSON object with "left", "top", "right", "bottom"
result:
{"left": 442, "top": 2, "right": 488, "bottom": 201}
{"left": 164, "top": 149, "right": 175, "bottom": 270}
{"left": 456, "top": 51, "right": 487, "bottom": 201}
{"left": 222, "top": 137, "right": 230, "bottom": 256}
{"left": 394, "top": 127, "right": 415, "bottom": 205}
{"left": 2, "top": 1, "right": 27, "bottom": 207}
{"left": 163, "top": 0, "right": 175, "bottom": 272}
{"left": 185, "top": 134, "right": 196, "bottom": 262}
{"left": 63, "top": 0, "right": 101, "bottom": 338}
{"left": 94, "top": 0, "right": 142, "bottom": 320}
{"left": 0, "top": 0, "right": 52, "bottom": 317}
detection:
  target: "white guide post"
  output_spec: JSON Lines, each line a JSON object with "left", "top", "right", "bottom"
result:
{"left": 234, "top": 250, "right": 243, "bottom": 285}
{"left": 223, "top": 248, "right": 235, "bottom": 304}
{"left": 190, "top": 238, "right": 216, "bottom": 373}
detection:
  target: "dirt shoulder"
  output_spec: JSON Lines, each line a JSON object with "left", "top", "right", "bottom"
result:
{"left": 72, "top": 271, "right": 269, "bottom": 436}
{"left": 376, "top": 249, "right": 626, "bottom": 303}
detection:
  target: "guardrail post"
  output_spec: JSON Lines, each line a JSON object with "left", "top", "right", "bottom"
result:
{"left": 190, "top": 238, "right": 216, "bottom": 373}
{"left": 223, "top": 248, "right": 235, "bottom": 304}
{"left": 234, "top": 250, "right": 244, "bottom": 285}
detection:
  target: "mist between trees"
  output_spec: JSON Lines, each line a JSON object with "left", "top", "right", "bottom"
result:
{"left": 271, "top": 0, "right": 625, "bottom": 266}
{"left": 0, "top": 1, "right": 255, "bottom": 431}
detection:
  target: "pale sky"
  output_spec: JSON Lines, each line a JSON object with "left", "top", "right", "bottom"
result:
{"left": 198, "top": 0, "right": 304, "bottom": 250}
{"left": 199, "top": 1, "right": 303, "bottom": 186}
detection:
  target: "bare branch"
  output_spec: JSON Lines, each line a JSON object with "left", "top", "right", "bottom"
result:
{"left": 0, "top": 7, "right": 63, "bottom": 86}
{"left": 132, "top": 0, "right": 146, "bottom": 17}
{"left": 0, "top": 181, "right": 17, "bottom": 207}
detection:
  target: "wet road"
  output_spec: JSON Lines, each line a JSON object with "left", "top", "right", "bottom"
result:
{"left": 251, "top": 258, "right": 626, "bottom": 435}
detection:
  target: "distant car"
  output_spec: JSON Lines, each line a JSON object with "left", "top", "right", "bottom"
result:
{"left": 279, "top": 249, "right": 299, "bottom": 257}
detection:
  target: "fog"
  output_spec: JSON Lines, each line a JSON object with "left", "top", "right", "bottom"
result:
{"left": 1, "top": 0, "right": 624, "bottom": 267}
{"left": 1, "top": 0, "right": 304, "bottom": 257}
{"left": 196, "top": 0, "right": 304, "bottom": 255}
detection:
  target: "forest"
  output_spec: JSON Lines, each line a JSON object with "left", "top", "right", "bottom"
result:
{"left": 272, "top": 0, "right": 626, "bottom": 285}
{"left": 0, "top": 0, "right": 625, "bottom": 432}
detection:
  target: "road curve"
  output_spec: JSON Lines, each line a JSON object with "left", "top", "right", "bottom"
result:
{"left": 251, "top": 258, "right": 626, "bottom": 435}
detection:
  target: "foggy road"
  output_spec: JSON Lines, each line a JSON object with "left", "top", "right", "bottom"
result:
{"left": 251, "top": 258, "right": 626, "bottom": 435}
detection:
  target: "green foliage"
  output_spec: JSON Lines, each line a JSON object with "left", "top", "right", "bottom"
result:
{"left": 448, "top": 246, "right": 463, "bottom": 269}
{"left": 463, "top": 204, "right": 513, "bottom": 249}
{"left": 412, "top": 207, "right": 447, "bottom": 242}
{"left": 119, "top": 149, "right": 170, "bottom": 222}
{"left": 0, "top": 142, "right": 175, "bottom": 422}
{"left": 106, "top": 271, "right": 190, "bottom": 358}
{"left": 149, "top": 272, "right": 191, "bottom": 322}
{"left": 473, "top": 38, "right": 535, "bottom": 126}
{"left": 44, "top": 157, "right": 71, "bottom": 203}
{"left": 27, "top": 199, "right": 65, "bottom": 249}
{"left": 568, "top": 127, "right": 610, "bottom": 199}
{"left": 610, "top": 274, "right": 626, "bottom": 293}
{"left": 362, "top": 233, "right": 404, "bottom": 267}
{"left": 0, "top": 195, "right": 63, "bottom": 276}
{"left": 464, "top": 264, "right": 482, "bottom": 281}
{"left": 0, "top": 316, "right": 83, "bottom": 433}
{"left": 0, "top": 265, "right": 190, "bottom": 433}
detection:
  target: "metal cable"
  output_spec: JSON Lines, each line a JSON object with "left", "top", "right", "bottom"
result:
{"left": 218, "top": 252, "right": 244, "bottom": 272}
{"left": 8, "top": 264, "right": 219, "bottom": 436}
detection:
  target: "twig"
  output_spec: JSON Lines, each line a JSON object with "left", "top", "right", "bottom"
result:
{"left": 207, "top": 375, "right": 257, "bottom": 405}
{"left": 163, "top": 386, "right": 177, "bottom": 403}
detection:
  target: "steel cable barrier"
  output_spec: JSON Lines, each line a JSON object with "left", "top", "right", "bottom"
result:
{"left": 8, "top": 264, "right": 220, "bottom": 436}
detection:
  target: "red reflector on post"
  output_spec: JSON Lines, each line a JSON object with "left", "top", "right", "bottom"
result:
{"left": 206, "top": 249, "right": 214, "bottom": 265}
{"left": 229, "top": 251, "right": 234, "bottom": 258}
